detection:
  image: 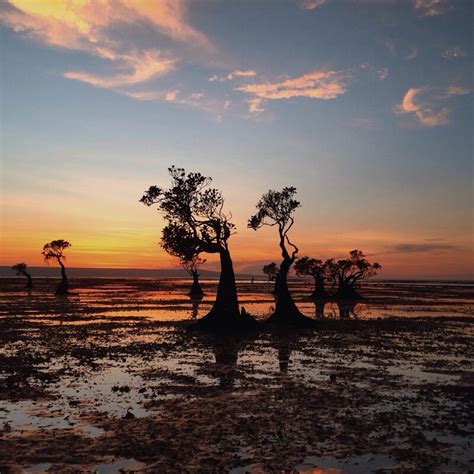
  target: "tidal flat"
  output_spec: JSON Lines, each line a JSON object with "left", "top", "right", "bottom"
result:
{"left": 0, "top": 278, "right": 473, "bottom": 473}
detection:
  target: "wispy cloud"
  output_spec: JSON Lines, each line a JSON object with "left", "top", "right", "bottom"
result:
{"left": 0, "top": 0, "right": 211, "bottom": 95}
{"left": 444, "top": 85, "right": 470, "bottom": 97}
{"left": 299, "top": 0, "right": 328, "bottom": 10}
{"left": 236, "top": 69, "right": 349, "bottom": 113}
{"left": 64, "top": 50, "right": 175, "bottom": 88}
{"left": 441, "top": 46, "right": 467, "bottom": 59}
{"left": 413, "top": 0, "right": 452, "bottom": 16}
{"left": 387, "top": 242, "right": 457, "bottom": 254}
{"left": 120, "top": 88, "right": 228, "bottom": 118}
{"left": 404, "top": 47, "right": 418, "bottom": 60}
{"left": 209, "top": 69, "right": 256, "bottom": 82}
{"left": 377, "top": 67, "right": 389, "bottom": 80}
{"left": 394, "top": 87, "right": 450, "bottom": 127}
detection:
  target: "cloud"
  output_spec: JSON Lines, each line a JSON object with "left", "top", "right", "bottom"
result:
{"left": 394, "top": 87, "right": 451, "bottom": 127}
{"left": 120, "top": 88, "right": 227, "bottom": 117}
{"left": 413, "top": 0, "right": 452, "bottom": 16}
{"left": 0, "top": 0, "right": 211, "bottom": 93}
{"left": 387, "top": 242, "right": 457, "bottom": 254}
{"left": 441, "top": 46, "right": 467, "bottom": 59}
{"left": 444, "top": 85, "right": 470, "bottom": 96}
{"left": 404, "top": 47, "right": 418, "bottom": 60}
{"left": 236, "top": 69, "right": 349, "bottom": 113}
{"left": 299, "top": 0, "right": 327, "bottom": 10}
{"left": 64, "top": 50, "right": 175, "bottom": 88}
{"left": 209, "top": 69, "right": 257, "bottom": 82}
{"left": 377, "top": 68, "right": 388, "bottom": 80}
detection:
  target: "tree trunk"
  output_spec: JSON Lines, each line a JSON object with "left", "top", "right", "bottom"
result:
{"left": 25, "top": 273, "right": 33, "bottom": 289}
{"left": 311, "top": 276, "right": 329, "bottom": 300}
{"left": 55, "top": 260, "right": 69, "bottom": 295}
{"left": 267, "top": 258, "right": 314, "bottom": 327}
{"left": 335, "top": 281, "right": 361, "bottom": 300}
{"left": 314, "top": 302, "right": 325, "bottom": 319}
{"left": 188, "top": 271, "right": 204, "bottom": 297}
{"left": 191, "top": 248, "right": 256, "bottom": 330}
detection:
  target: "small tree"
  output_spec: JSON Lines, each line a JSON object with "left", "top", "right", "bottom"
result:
{"left": 249, "top": 187, "right": 312, "bottom": 326}
{"left": 327, "top": 250, "right": 381, "bottom": 300}
{"left": 42, "top": 240, "right": 71, "bottom": 295}
{"left": 12, "top": 263, "right": 33, "bottom": 289}
{"left": 141, "top": 166, "right": 255, "bottom": 330}
{"left": 262, "top": 262, "right": 279, "bottom": 294}
{"left": 182, "top": 255, "right": 206, "bottom": 297}
{"left": 160, "top": 221, "right": 206, "bottom": 297}
{"left": 294, "top": 257, "right": 330, "bottom": 300}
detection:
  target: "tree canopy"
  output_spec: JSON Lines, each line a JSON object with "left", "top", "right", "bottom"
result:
{"left": 262, "top": 262, "right": 279, "bottom": 281}
{"left": 327, "top": 249, "right": 381, "bottom": 298}
{"left": 141, "top": 166, "right": 235, "bottom": 257}
{"left": 248, "top": 187, "right": 300, "bottom": 262}
{"left": 294, "top": 257, "right": 328, "bottom": 280}
{"left": 42, "top": 240, "right": 71, "bottom": 262}
{"left": 12, "top": 263, "right": 28, "bottom": 275}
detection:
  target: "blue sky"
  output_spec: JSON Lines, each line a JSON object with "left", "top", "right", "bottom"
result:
{"left": 0, "top": 0, "right": 472, "bottom": 278}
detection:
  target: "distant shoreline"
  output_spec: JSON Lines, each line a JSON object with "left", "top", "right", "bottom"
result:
{"left": 0, "top": 267, "right": 472, "bottom": 283}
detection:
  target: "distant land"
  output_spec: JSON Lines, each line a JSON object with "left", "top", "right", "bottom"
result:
{"left": 1, "top": 266, "right": 222, "bottom": 279}
{"left": 0, "top": 266, "right": 251, "bottom": 279}
{"left": 0, "top": 267, "right": 472, "bottom": 282}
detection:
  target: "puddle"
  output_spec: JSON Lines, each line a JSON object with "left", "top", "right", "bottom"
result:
{"left": 93, "top": 458, "right": 148, "bottom": 473}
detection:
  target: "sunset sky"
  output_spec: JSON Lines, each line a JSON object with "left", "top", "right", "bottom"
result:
{"left": 0, "top": 0, "right": 472, "bottom": 279}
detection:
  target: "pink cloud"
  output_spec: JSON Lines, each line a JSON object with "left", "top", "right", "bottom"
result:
{"left": 0, "top": 0, "right": 211, "bottom": 93}
{"left": 299, "top": 0, "right": 327, "bottom": 10}
{"left": 236, "top": 69, "right": 349, "bottom": 113}
{"left": 441, "top": 46, "right": 467, "bottom": 59}
{"left": 414, "top": 0, "right": 452, "bottom": 16}
{"left": 395, "top": 87, "right": 451, "bottom": 127}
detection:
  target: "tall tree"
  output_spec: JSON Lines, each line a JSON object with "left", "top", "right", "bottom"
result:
{"left": 262, "top": 262, "right": 279, "bottom": 294}
{"left": 12, "top": 262, "right": 33, "bottom": 289}
{"left": 249, "top": 187, "right": 313, "bottom": 326}
{"left": 294, "top": 257, "right": 330, "bottom": 300}
{"left": 327, "top": 250, "right": 381, "bottom": 300}
{"left": 42, "top": 240, "right": 71, "bottom": 295}
{"left": 141, "top": 166, "right": 255, "bottom": 330}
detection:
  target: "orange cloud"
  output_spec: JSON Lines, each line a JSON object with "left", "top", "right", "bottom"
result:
{"left": 0, "top": 0, "right": 211, "bottom": 92}
{"left": 236, "top": 70, "right": 349, "bottom": 113}
{"left": 395, "top": 87, "right": 451, "bottom": 127}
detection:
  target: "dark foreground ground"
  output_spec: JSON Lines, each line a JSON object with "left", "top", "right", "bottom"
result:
{"left": 0, "top": 278, "right": 473, "bottom": 473}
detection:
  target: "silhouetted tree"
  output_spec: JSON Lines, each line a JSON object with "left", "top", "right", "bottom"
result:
{"left": 327, "top": 250, "right": 381, "bottom": 300}
{"left": 294, "top": 257, "right": 330, "bottom": 300}
{"left": 249, "top": 187, "right": 313, "bottom": 326}
{"left": 262, "top": 262, "right": 279, "bottom": 294}
{"left": 42, "top": 240, "right": 71, "bottom": 295}
{"left": 337, "top": 301, "right": 358, "bottom": 319}
{"left": 182, "top": 255, "right": 205, "bottom": 297}
{"left": 313, "top": 301, "right": 326, "bottom": 319}
{"left": 12, "top": 263, "right": 33, "bottom": 289}
{"left": 141, "top": 166, "right": 256, "bottom": 330}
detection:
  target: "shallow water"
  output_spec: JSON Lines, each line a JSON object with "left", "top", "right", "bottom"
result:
{"left": 0, "top": 278, "right": 472, "bottom": 322}
{"left": 0, "top": 278, "right": 473, "bottom": 472}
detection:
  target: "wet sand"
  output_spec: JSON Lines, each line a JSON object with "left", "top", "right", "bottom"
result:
{"left": 0, "top": 278, "right": 473, "bottom": 473}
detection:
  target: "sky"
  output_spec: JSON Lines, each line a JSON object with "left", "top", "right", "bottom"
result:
{"left": 0, "top": 0, "right": 472, "bottom": 279}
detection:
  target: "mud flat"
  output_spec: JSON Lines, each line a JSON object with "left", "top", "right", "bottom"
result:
{"left": 0, "top": 279, "right": 473, "bottom": 472}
